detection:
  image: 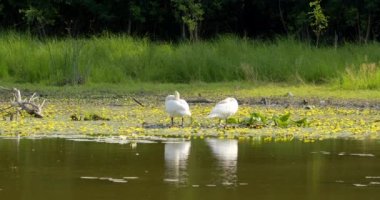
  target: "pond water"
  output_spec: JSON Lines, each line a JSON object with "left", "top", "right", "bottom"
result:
{"left": 0, "top": 137, "right": 380, "bottom": 200}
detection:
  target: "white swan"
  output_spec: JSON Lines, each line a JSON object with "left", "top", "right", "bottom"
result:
{"left": 165, "top": 91, "right": 191, "bottom": 127}
{"left": 207, "top": 97, "right": 238, "bottom": 125}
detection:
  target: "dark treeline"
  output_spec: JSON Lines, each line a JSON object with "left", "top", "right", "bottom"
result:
{"left": 0, "top": 0, "right": 379, "bottom": 43}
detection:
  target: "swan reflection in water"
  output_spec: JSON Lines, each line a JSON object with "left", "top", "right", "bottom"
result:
{"left": 164, "top": 141, "right": 191, "bottom": 185}
{"left": 206, "top": 139, "right": 238, "bottom": 186}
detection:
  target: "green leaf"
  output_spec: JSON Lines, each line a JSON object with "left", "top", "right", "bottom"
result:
{"left": 227, "top": 117, "right": 239, "bottom": 124}
{"left": 293, "top": 118, "right": 310, "bottom": 127}
{"left": 279, "top": 112, "right": 291, "bottom": 122}
{"left": 274, "top": 117, "right": 289, "bottom": 128}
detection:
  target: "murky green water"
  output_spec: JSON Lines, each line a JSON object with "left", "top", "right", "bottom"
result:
{"left": 1, "top": 137, "right": 380, "bottom": 200}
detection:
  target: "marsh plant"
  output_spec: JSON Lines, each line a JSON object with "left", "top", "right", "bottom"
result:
{"left": 340, "top": 61, "right": 380, "bottom": 89}
{"left": 0, "top": 32, "right": 380, "bottom": 88}
{"left": 230, "top": 112, "right": 310, "bottom": 129}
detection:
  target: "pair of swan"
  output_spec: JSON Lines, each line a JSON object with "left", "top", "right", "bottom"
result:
{"left": 165, "top": 91, "right": 238, "bottom": 127}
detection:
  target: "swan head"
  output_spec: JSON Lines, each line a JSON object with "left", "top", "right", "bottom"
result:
{"left": 165, "top": 95, "right": 176, "bottom": 102}
{"left": 226, "top": 97, "right": 238, "bottom": 104}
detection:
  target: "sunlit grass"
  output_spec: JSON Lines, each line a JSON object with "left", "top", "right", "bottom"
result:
{"left": 339, "top": 61, "right": 380, "bottom": 89}
{"left": 1, "top": 32, "right": 380, "bottom": 89}
{"left": 1, "top": 82, "right": 380, "bottom": 100}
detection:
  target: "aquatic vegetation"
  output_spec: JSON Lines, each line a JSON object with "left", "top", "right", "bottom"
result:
{"left": 70, "top": 113, "right": 110, "bottom": 121}
{"left": 238, "top": 112, "right": 309, "bottom": 128}
{"left": 0, "top": 97, "right": 379, "bottom": 142}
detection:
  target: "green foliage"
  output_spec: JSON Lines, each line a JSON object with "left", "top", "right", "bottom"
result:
{"left": 172, "top": 0, "right": 204, "bottom": 41}
{"left": 226, "top": 117, "right": 239, "bottom": 124}
{"left": 19, "top": 5, "right": 57, "bottom": 36}
{"left": 0, "top": 0, "right": 380, "bottom": 43}
{"left": 129, "top": 1, "right": 145, "bottom": 23}
{"left": 273, "top": 113, "right": 291, "bottom": 128}
{"left": 241, "top": 112, "right": 269, "bottom": 127}
{"left": 293, "top": 118, "right": 310, "bottom": 127}
{"left": 309, "top": 0, "right": 328, "bottom": 47}
{"left": 19, "top": 6, "right": 55, "bottom": 26}
{"left": 71, "top": 113, "right": 110, "bottom": 121}
{"left": 241, "top": 112, "right": 310, "bottom": 128}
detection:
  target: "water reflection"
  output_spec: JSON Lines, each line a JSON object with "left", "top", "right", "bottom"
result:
{"left": 2, "top": 138, "right": 380, "bottom": 200}
{"left": 206, "top": 139, "right": 238, "bottom": 186}
{"left": 164, "top": 141, "right": 191, "bottom": 185}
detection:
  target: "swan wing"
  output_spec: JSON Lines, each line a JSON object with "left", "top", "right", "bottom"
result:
{"left": 208, "top": 98, "right": 238, "bottom": 118}
{"left": 165, "top": 99, "right": 191, "bottom": 116}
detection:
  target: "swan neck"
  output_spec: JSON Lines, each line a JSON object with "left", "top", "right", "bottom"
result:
{"left": 174, "top": 91, "right": 180, "bottom": 100}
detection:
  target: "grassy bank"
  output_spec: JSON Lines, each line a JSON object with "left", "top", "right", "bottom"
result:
{"left": 1, "top": 82, "right": 380, "bottom": 101}
{"left": 0, "top": 32, "right": 380, "bottom": 89}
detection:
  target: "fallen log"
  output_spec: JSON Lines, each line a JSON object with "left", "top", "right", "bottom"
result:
{"left": 10, "top": 88, "right": 46, "bottom": 118}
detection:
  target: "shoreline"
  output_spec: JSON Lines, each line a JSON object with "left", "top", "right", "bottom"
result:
{"left": 1, "top": 83, "right": 379, "bottom": 109}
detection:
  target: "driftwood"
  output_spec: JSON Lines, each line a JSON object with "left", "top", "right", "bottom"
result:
{"left": 8, "top": 88, "right": 46, "bottom": 118}
{"left": 187, "top": 98, "right": 214, "bottom": 104}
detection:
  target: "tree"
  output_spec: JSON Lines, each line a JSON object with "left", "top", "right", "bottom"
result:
{"left": 19, "top": 5, "right": 57, "bottom": 37}
{"left": 0, "top": 0, "right": 380, "bottom": 41}
{"left": 172, "top": 0, "right": 204, "bottom": 41}
{"left": 308, "top": 0, "right": 328, "bottom": 47}
{"left": 128, "top": 1, "right": 146, "bottom": 35}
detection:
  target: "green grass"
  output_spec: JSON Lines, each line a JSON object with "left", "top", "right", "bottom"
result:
{"left": 1, "top": 32, "right": 380, "bottom": 89}
{"left": 338, "top": 61, "right": 380, "bottom": 89}
{"left": 1, "top": 82, "right": 380, "bottom": 101}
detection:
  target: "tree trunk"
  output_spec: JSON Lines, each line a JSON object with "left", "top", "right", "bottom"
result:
{"left": 356, "top": 11, "right": 362, "bottom": 43}
{"left": 189, "top": 29, "right": 194, "bottom": 42}
{"left": 195, "top": 24, "right": 199, "bottom": 42}
{"left": 181, "top": 22, "right": 186, "bottom": 40}
{"left": 278, "top": 0, "right": 288, "bottom": 34}
{"left": 316, "top": 32, "right": 320, "bottom": 48}
{"left": 365, "top": 13, "right": 371, "bottom": 44}
{"left": 306, "top": 26, "right": 310, "bottom": 44}
{"left": 197, "top": 21, "right": 202, "bottom": 41}
{"left": 127, "top": 19, "right": 132, "bottom": 35}
{"left": 334, "top": 31, "right": 338, "bottom": 49}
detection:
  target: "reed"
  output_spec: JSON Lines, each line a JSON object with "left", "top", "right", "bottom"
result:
{"left": 1, "top": 32, "right": 379, "bottom": 89}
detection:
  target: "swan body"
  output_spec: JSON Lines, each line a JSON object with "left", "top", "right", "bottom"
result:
{"left": 165, "top": 91, "right": 191, "bottom": 126}
{"left": 208, "top": 97, "right": 238, "bottom": 121}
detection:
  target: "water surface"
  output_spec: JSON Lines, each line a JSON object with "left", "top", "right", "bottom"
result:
{"left": 0, "top": 137, "right": 380, "bottom": 200}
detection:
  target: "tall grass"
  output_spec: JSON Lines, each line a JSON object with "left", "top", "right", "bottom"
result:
{"left": 339, "top": 61, "right": 380, "bottom": 89}
{"left": 0, "top": 32, "right": 379, "bottom": 89}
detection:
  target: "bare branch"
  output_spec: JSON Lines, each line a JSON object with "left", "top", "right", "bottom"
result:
{"left": 39, "top": 99, "right": 46, "bottom": 109}
{"left": 8, "top": 88, "right": 45, "bottom": 118}
{"left": 132, "top": 97, "right": 144, "bottom": 107}
{"left": 29, "top": 93, "right": 37, "bottom": 102}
